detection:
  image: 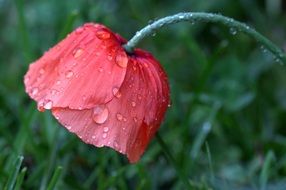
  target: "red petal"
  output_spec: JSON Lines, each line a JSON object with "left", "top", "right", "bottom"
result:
{"left": 24, "top": 23, "right": 127, "bottom": 110}
{"left": 52, "top": 49, "right": 169, "bottom": 163}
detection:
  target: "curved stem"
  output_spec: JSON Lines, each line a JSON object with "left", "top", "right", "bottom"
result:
{"left": 124, "top": 12, "right": 286, "bottom": 64}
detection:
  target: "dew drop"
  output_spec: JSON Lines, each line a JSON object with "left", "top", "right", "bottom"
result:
{"left": 131, "top": 101, "right": 136, "bottom": 107}
{"left": 102, "top": 133, "right": 107, "bottom": 138}
{"left": 31, "top": 87, "right": 39, "bottom": 96}
{"left": 75, "top": 27, "right": 84, "bottom": 34}
{"left": 96, "top": 29, "right": 111, "bottom": 40}
{"left": 103, "top": 127, "right": 109, "bottom": 132}
{"left": 51, "top": 89, "right": 58, "bottom": 95}
{"left": 123, "top": 117, "right": 127, "bottom": 122}
{"left": 93, "top": 105, "right": 109, "bottom": 124}
{"left": 73, "top": 48, "right": 84, "bottom": 58}
{"left": 44, "top": 100, "right": 53, "bottom": 109}
{"left": 98, "top": 67, "right": 103, "bottom": 72}
{"left": 65, "top": 70, "right": 74, "bottom": 78}
{"left": 114, "top": 141, "right": 119, "bottom": 148}
{"left": 82, "top": 95, "right": 87, "bottom": 100}
{"left": 39, "top": 68, "right": 45, "bottom": 74}
{"left": 116, "top": 51, "right": 128, "bottom": 68}
{"left": 229, "top": 27, "right": 237, "bottom": 35}
{"left": 107, "top": 54, "right": 113, "bottom": 61}
{"left": 92, "top": 135, "right": 96, "bottom": 139}
{"left": 56, "top": 80, "right": 61, "bottom": 85}
{"left": 133, "top": 117, "right": 138, "bottom": 123}
{"left": 112, "top": 87, "right": 122, "bottom": 98}
{"left": 24, "top": 76, "right": 30, "bottom": 84}
{"left": 116, "top": 113, "right": 123, "bottom": 121}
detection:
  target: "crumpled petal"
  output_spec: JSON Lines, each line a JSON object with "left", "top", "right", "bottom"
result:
{"left": 52, "top": 49, "right": 169, "bottom": 163}
{"left": 24, "top": 23, "right": 128, "bottom": 110}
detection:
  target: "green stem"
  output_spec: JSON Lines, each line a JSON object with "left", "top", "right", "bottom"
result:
{"left": 123, "top": 12, "right": 286, "bottom": 64}
{"left": 155, "top": 133, "right": 191, "bottom": 189}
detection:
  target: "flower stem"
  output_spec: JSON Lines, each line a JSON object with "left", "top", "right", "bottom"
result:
{"left": 155, "top": 133, "right": 191, "bottom": 189}
{"left": 124, "top": 12, "right": 286, "bottom": 64}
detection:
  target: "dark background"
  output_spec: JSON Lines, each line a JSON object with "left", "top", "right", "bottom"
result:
{"left": 1, "top": 0, "right": 286, "bottom": 189}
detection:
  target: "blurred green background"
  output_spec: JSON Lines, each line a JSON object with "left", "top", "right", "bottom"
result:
{"left": 1, "top": 0, "right": 286, "bottom": 189}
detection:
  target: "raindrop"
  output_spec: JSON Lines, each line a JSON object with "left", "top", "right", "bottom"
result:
{"left": 133, "top": 117, "right": 138, "bottom": 123}
{"left": 93, "top": 105, "right": 109, "bottom": 124}
{"left": 229, "top": 27, "right": 237, "bottom": 35}
{"left": 102, "top": 133, "right": 107, "bottom": 138}
{"left": 39, "top": 68, "right": 45, "bottom": 74}
{"left": 132, "top": 66, "right": 137, "bottom": 71}
{"left": 67, "top": 126, "right": 72, "bottom": 130}
{"left": 73, "top": 48, "right": 84, "bottom": 58}
{"left": 75, "top": 27, "right": 84, "bottom": 34}
{"left": 131, "top": 101, "right": 136, "bottom": 107}
{"left": 179, "top": 15, "right": 184, "bottom": 19}
{"left": 51, "top": 89, "right": 58, "bottom": 95}
{"left": 168, "top": 103, "right": 171, "bottom": 107}
{"left": 98, "top": 67, "right": 104, "bottom": 73}
{"left": 92, "top": 135, "right": 96, "bottom": 139}
{"left": 56, "top": 80, "right": 61, "bottom": 85}
{"left": 116, "top": 113, "right": 123, "bottom": 121}
{"left": 31, "top": 87, "right": 39, "bottom": 96}
{"left": 137, "top": 95, "right": 142, "bottom": 100}
{"left": 96, "top": 29, "right": 111, "bottom": 40}
{"left": 24, "top": 76, "right": 30, "bottom": 84}
{"left": 114, "top": 141, "right": 119, "bottom": 148}
{"left": 103, "top": 127, "right": 109, "bottom": 132}
{"left": 116, "top": 51, "right": 128, "bottom": 68}
{"left": 107, "top": 54, "right": 113, "bottom": 61}
{"left": 112, "top": 87, "right": 122, "bottom": 98}
{"left": 82, "top": 95, "right": 87, "bottom": 100}
{"left": 123, "top": 117, "right": 127, "bottom": 122}
{"left": 44, "top": 100, "right": 53, "bottom": 109}
{"left": 65, "top": 70, "right": 74, "bottom": 79}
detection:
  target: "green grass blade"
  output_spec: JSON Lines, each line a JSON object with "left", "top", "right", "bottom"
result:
{"left": 4, "top": 156, "right": 24, "bottom": 190}
{"left": 259, "top": 150, "right": 275, "bottom": 190}
{"left": 14, "top": 167, "right": 27, "bottom": 190}
{"left": 46, "top": 166, "right": 63, "bottom": 190}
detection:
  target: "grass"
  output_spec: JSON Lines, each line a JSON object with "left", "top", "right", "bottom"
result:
{"left": 1, "top": 0, "right": 286, "bottom": 189}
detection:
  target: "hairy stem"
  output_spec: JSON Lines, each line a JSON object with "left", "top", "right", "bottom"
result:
{"left": 124, "top": 12, "right": 286, "bottom": 64}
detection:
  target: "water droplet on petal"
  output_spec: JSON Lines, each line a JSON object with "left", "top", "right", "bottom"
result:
{"left": 93, "top": 105, "right": 109, "bottom": 124}
{"left": 98, "top": 67, "right": 103, "bottom": 72}
{"left": 75, "top": 27, "right": 84, "bottom": 34}
{"left": 107, "top": 54, "right": 113, "bottom": 61}
{"left": 123, "top": 117, "right": 127, "bottom": 122}
{"left": 112, "top": 87, "right": 122, "bottom": 98}
{"left": 116, "top": 113, "right": 123, "bottom": 121}
{"left": 103, "top": 127, "right": 109, "bottom": 132}
{"left": 44, "top": 100, "right": 53, "bottom": 109}
{"left": 39, "top": 68, "right": 45, "bottom": 74}
{"left": 73, "top": 48, "right": 84, "bottom": 58}
{"left": 102, "top": 133, "right": 107, "bottom": 138}
{"left": 65, "top": 70, "right": 74, "bottom": 78}
{"left": 131, "top": 101, "right": 136, "bottom": 107}
{"left": 51, "top": 89, "right": 58, "bottom": 95}
{"left": 56, "top": 80, "right": 61, "bottom": 85}
{"left": 116, "top": 51, "right": 128, "bottom": 68}
{"left": 31, "top": 87, "right": 39, "bottom": 96}
{"left": 92, "top": 135, "right": 96, "bottom": 139}
{"left": 114, "top": 141, "right": 119, "bottom": 148}
{"left": 133, "top": 117, "right": 138, "bottom": 123}
{"left": 96, "top": 29, "right": 111, "bottom": 40}
{"left": 24, "top": 76, "right": 30, "bottom": 84}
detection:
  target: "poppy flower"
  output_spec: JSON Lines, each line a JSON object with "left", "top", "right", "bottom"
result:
{"left": 24, "top": 23, "right": 170, "bottom": 163}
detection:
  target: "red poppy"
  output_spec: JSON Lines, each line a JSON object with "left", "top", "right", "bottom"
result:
{"left": 24, "top": 23, "right": 170, "bottom": 163}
